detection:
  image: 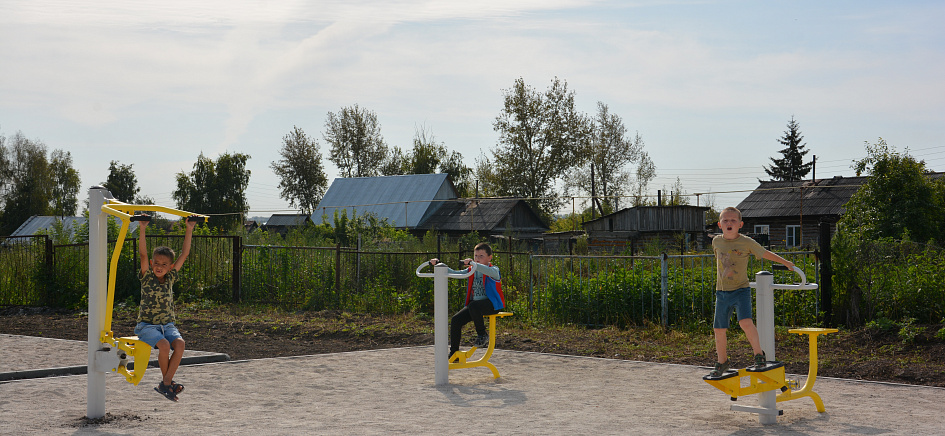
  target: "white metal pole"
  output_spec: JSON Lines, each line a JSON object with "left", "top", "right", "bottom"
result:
{"left": 87, "top": 186, "right": 109, "bottom": 419}
{"left": 754, "top": 270, "right": 777, "bottom": 424}
{"left": 433, "top": 263, "right": 450, "bottom": 386}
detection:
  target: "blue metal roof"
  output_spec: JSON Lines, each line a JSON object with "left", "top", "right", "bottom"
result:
{"left": 312, "top": 174, "right": 456, "bottom": 228}
{"left": 10, "top": 216, "right": 86, "bottom": 237}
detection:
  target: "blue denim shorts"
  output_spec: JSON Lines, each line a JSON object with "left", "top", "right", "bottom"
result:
{"left": 134, "top": 322, "right": 183, "bottom": 347}
{"left": 713, "top": 287, "right": 754, "bottom": 329}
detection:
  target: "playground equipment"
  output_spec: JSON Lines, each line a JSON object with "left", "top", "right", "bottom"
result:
{"left": 703, "top": 266, "right": 837, "bottom": 424}
{"left": 416, "top": 261, "right": 513, "bottom": 385}
{"left": 87, "top": 186, "right": 206, "bottom": 419}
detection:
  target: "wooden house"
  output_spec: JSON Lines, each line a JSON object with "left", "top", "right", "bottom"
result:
{"left": 581, "top": 205, "right": 709, "bottom": 253}
{"left": 735, "top": 176, "right": 867, "bottom": 248}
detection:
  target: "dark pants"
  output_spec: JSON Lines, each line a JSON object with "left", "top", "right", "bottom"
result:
{"left": 450, "top": 299, "right": 499, "bottom": 353}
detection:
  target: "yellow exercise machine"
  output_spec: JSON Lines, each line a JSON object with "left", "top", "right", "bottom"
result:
{"left": 87, "top": 186, "right": 205, "bottom": 418}
{"left": 447, "top": 311, "right": 514, "bottom": 378}
{"left": 703, "top": 267, "right": 836, "bottom": 424}
{"left": 703, "top": 327, "right": 837, "bottom": 410}
{"left": 416, "top": 261, "right": 513, "bottom": 385}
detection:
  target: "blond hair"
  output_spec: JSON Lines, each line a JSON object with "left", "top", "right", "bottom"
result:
{"left": 722, "top": 206, "right": 742, "bottom": 221}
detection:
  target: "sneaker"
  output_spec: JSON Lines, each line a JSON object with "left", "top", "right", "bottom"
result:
{"left": 473, "top": 333, "right": 489, "bottom": 348}
{"left": 753, "top": 352, "right": 767, "bottom": 368}
{"left": 709, "top": 360, "right": 730, "bottom": 377}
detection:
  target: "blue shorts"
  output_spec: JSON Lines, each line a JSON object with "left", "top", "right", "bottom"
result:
{"left": 134, "top": 322, "right": 183, "bottom": 347}
{"left": 713, "top": 287, "right": 754, "bottom": 329}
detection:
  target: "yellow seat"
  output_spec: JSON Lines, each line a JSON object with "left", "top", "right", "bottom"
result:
{"left": 449, "top": 312, "right": 513, "bottom": 378}
{"left": 776, "top": 328, "right": 838, "bottom": 412}
{"left": 100, "top": 331, "right": 152, "bottom": 385}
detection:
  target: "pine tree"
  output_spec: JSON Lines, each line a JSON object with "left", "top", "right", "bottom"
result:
{"left": 764, "top": 116, "right": 813, "bottom": 181}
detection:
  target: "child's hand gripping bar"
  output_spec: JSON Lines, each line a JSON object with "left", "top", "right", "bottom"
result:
{"left": 771, "top": 264, "right": 817, "bottom": 290}
{"left": 416, "top": 261, "right": 477, "bottom": 279}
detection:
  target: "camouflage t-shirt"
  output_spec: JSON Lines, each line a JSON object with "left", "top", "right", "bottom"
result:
{"left": 137, "top": 269, "right": 178, "bottom": 325}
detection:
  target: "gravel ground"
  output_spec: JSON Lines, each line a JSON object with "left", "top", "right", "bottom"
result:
{"left": 1, "top": 334, "right": 943, "bottom": 435}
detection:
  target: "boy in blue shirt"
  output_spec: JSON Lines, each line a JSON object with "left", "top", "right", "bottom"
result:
{"left": 429, "top": 242, "right": 505, "bottom": 359}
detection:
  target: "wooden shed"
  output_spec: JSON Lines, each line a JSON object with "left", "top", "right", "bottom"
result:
{"left": 582, "top": 205, "right": 709, "bottom": 253}
{"left": 417, "top": 197, "right": 549, "bottom": 239}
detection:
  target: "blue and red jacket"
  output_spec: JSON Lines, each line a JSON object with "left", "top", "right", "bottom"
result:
{"left": 465, "top": 263, "right": 505, "bottom": 311}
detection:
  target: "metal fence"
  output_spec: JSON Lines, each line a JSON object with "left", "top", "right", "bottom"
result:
{"left": 0, "top": 236, "right": 824, "bottom": 327}
{"left": 526, "top": 252, "right": 819, "bottom": 328}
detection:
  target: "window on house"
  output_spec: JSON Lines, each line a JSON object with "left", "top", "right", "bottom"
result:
{"left": 786, "top": 225, "right": 801, "bottom": 247}
{"left": 754, "top": 225, "right": 770, "bottom": 234}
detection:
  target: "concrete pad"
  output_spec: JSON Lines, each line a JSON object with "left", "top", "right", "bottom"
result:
{"left": 1, "top": 339, "right": 943, "bottom": 435}
{"left": 0, "top": 334, "right": 228, "bottom": 381}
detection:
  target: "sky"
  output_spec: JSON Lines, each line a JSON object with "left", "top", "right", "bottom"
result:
{"left": 1, "top": 0, "right": 943, "bottom": 220}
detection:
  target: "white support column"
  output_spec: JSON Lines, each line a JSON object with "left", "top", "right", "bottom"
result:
{"left": 87, "top": 186, "right": 110, "bottom": 419}
{"left": 754, "top": 270, "right": 778, "bottom": 425}
{"left": 433, "top": 263, "right": 449, "bottom": 386}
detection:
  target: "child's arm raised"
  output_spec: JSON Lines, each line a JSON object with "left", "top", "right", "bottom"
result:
{"left": 138, "top": 220, "right": 150, "bottom": 275}
{"left": 173, "top": 216, "right": 199, "bottom": 271}
{"left": 762, "top": 249, "right": 795, "bottom": 271}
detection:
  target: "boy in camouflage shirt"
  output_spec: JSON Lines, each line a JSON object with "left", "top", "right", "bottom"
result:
{"left": 136, "top": 216, "right": 197, "bottom": 401}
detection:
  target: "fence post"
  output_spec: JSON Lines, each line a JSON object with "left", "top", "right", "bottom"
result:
{"left": 528, "top": 253, "right": 534, "bottom": 312}
{"left": 661, "top": 252, "right": 669, "bottom": 327}
{"left": 44, "top": 236, "right": 53, "bottom": 305}
{"left": 232, "top": 235, "right": 242, "bottom": 303}
{"left": 819, "top": 221, "right": 833, "bottom": 327}
{"left": 335, "top": 243, "right": 342, "bottom": 305}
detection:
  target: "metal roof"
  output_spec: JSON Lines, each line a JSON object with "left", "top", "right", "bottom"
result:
{"left": 265, "top": 214, "right": 311, "bottom": 227}
{"left": 312, "top": 173, "right": 456, "bottom": 228}
{"left": 418, "top": 198, "right": 549, "bottom": 233}
{"left": 736, "top": 176, "right": 869, "bottom": 218}
{"left": 10, "top": 216, "right": 86, "bottom": 237}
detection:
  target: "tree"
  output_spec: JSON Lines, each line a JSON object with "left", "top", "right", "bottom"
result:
{"left": 49, "top": 150, "right": 80, "bottom": 217}
{"left": 564, "top": 102, "right": 648, "bottom": 214}
{"left": 173, "top": 152, "right": 251, "bottom": 230}
{"left": 323, "top": 104, "right": 388, "bottom": 178}
{"left": 631, "top": 151, "right": 656, "bottom": 206}
{"left": 764, "top": 116, "right": 813, "bottom": 181}
{"left": 839, "top": 138, "right": 944, "bottom": 243}
{"left": 103, "top": 160, "right": 141, "bottom": 203}
{"left": 271, "top": 126, "right": 328, "bottom": 214}
{"left": 0, "top": 131, "right": 82, "bottom": 234}
{"left": 379, "top": 145, "right": 407, "bottom": 176}
{"left": 402, "top": 126, "right": 473, "bottom": 196}
{"left": 490, "top": 77, "right": 591, "bottom": 222}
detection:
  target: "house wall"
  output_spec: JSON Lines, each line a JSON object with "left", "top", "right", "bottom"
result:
{"left": 586, "top": 231, "right": 706, "bottom": 254}
{"left": 742, "top": 217, "right": 837, "bottom": 248}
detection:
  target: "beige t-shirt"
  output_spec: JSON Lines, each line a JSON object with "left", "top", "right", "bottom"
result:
{"left": 712, "top": 234, "right": 767, "bottom": 291}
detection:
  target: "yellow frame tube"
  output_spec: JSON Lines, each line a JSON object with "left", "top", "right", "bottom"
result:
{"left": 448, "top": 312, "right": 513, "bottom": 378}
{"left": 776, "top": 328, "right": 838, "bottom": 412}
{"left": 99, "top": 199, "right": 206, "bottom": 336}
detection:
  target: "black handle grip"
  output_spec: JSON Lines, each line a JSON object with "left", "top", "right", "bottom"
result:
{"left": 130, "top": 214, "right": 151, "bottom": 222}
{"left": 772, "top": 264, "right": 789, "bottom": 270}
{"left": 187, "top": 215, "right": 207, "bottom": 223}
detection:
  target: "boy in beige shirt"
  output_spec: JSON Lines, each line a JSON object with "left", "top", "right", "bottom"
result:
{"left": 708, "top": 207, "right": 794, "bottom": 377}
